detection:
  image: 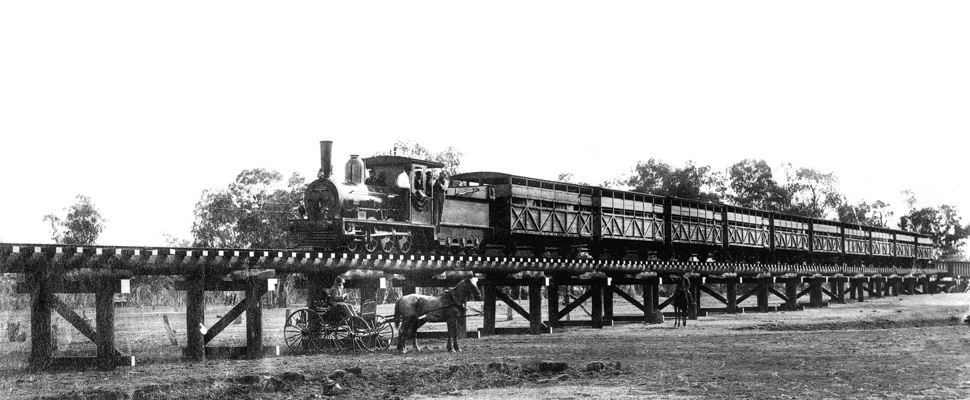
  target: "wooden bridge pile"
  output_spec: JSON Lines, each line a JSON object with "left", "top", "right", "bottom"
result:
{"left": 0, "top": 243, "right": 955, "bottom": 371}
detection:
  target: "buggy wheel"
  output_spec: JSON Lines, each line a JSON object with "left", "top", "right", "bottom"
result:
{"left": 368, "top": 316, "right": 395, "bottom": 351}
{"left": 283, "top": 309, "right": 322, "bottom": 352}
{"left": 339, "top": 316, "right": 372, "bottom": 353}
{"left": 316, "top": 319, "right": 344, "bottom": 353}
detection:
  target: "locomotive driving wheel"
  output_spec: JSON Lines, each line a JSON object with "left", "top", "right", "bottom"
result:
{"left": 364, "top": 236, "right": 379, "bottom": 253}
{"left": 380, "top": 237, "right": 394, "bottom": 253}
{"left": 396, "top": 235, "right": 412, "bottom": 254}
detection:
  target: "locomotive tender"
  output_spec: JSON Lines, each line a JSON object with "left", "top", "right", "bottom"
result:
{"left": 289, "top": 141, "right": 934, "bottom": 268}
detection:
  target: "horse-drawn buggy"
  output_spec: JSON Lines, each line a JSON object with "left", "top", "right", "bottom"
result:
{"left": 283, "top": 297, "right": 395, "bottom": 353}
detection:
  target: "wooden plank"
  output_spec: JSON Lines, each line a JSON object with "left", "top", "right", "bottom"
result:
{"left": 48, "top": 355, "right": 135, "bottom": 370}
{"left": 559, "top": 289, "right": 594, "bottom": 316}
{"left": 52, "top": 295, "right": 97, "bottom": 343}
{"left": 610, "top": 286, "right": 645, "bottom": 312}
{"left": 697, "top": 284, "right": 728, "bottom": 305}
{"left": 203, "top": 292, "right": 254, "bottom": 344}
{"left": 768, "top": 287, "right": 789, "bottom": 303}
{"left": 736, "top": 286, "right": 757, "bottom": 305}
{"left": 181, "top": 346, "right": 280, "bottom": 360}
{"left": 494, "top": 289, "right": 532, "bottom": 321}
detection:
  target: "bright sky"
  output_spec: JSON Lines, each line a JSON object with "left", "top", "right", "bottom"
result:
{"left": 1, "top": 1, "right": 967, "bottom": 246}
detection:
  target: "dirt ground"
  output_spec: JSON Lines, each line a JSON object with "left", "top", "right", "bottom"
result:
{"left": 2, "top": 291, "right": 970, "bottom": 399}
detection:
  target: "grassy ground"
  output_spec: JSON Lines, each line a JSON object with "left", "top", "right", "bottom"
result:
{"left": 1, "top": 290, "right": 969, "bottom": 399}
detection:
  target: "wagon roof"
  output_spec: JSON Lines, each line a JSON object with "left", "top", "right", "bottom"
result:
{"left": 451, "top": 171, "right": 597, "bottom": 189}
{"left": 362, "top": 155, "right": 445, "bottom": 169}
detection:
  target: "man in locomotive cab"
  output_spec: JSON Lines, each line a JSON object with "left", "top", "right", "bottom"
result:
{"left": 413, "top": 169, "right": 428, "bottom": 201}
{"left": 433, "top": 173, "right": 448, "bottom": 225}
{"left": 364, "top": 168, "right": 375, "bottom": 185}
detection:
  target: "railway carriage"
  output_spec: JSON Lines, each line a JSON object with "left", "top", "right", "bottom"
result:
{"left": 869, "top": 227, "right": 895, "bottom": 264}
{"left": 893, "top": 231, "right": 917, "bottom": 259}
{"left": 722, "top": 204, "right": 771, "bottom": 262}
{"left": 289, "top": 140, "right": 934, "bottom": 269}
{"left": 448, "top": 172, "right": 594, "bottom": 257}
{"left": 592, "top": 189, "right": 666, "bottom": 259}
{"left": 770, "top": 212, "right": 811, "bottom": 262}
{"left": 809, "top": 219, "right": 843, "bottom": 263}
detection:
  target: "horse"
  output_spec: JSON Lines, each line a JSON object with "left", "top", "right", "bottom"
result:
{"left": 671, "top": 276, "right": 694, "bottom": 327}
{"left": 394, "top": 278, "right": 482, "bottom": 353}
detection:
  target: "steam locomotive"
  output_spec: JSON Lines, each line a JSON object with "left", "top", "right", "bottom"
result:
{"left": 288, "top": 141, "right": 935, "bottom": 267}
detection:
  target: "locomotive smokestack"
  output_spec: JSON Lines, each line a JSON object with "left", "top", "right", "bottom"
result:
{"left": 319, "top": 141, "right": 333, "bottom": 179}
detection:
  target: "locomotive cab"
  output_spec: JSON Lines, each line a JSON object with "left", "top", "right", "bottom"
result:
{"left": 362, "top": 155, "right": 445, "bottom": 226}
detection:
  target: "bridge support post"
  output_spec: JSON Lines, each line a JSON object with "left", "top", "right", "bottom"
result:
{"left": 784, "top": 278, "right": 798, "bottom": 311}
{"left": 28, "top": 272, "right": 53, "bottom": 371}
{"left": 809, "top": 278, "right": 824, "bottom": 308}
{"left": 756, "top": 277, "right": 770, "bottom": 313}
{"left": 921, "top": 277, "right": 931, "bottom": 295}
{"left": 402, "top": 280, "right": 417, "bottom": 297}
{"left": 185, "top": 272, "right": 205, "bottom": 362}
{"left": 904, "top": 277, "right": 916, "bottom": 295}
{"left": 726, "top": 279, "right": 737, "bottom": 314}
{"left": 603, "top": 281, "right": 614, "bottom": 325}
{"left": 871, "top": 277, "right": 884, "bottom": 299}
{"left": 481, "top": 279, "right": 496, "bottom": 336}
{"left": 591, "top": 281, "right": 603, "bottom": 329}
{"left": 644, "top": 278, "right": 658, "bottom": 322}
{"left": 529, "top": 283, "right": 543, "bottom": 334}
{"left": 359, "top": 279, "right": 380, "bottom": 308}
{"left": 306, "top": 272, "right": 336, "bottom": 309}
{"left": 547, "top": 280, "right": 559, "bottom": 328}
{"left": 245, "top": 278, "right": 266, "bottom": 359}
{"left": 95, "top": 280, "right": 117, "bottom": 370}
{"left": 689, "top": 277, "right": 700, "bottom": 320}
{"left": 831, "top": 278, "right": 845, "bottom": 304}
{"left": 854, "top": 278, "right": 865, "bottom": 302}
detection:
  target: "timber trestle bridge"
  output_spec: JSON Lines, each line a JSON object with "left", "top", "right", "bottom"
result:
{"left": 0, "top": 242, "right": 957, "bottom": 371}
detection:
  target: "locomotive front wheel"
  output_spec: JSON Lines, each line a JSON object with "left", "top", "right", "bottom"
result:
{"left": 345, "top": 240, "right": 359, "bottom": 253}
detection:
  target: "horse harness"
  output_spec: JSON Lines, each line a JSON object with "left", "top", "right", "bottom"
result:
{"left": 414, "top": 292, "right": 468, "bottom": 320}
